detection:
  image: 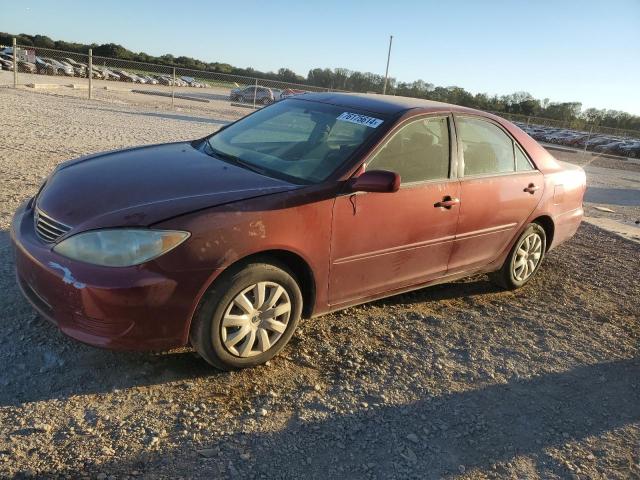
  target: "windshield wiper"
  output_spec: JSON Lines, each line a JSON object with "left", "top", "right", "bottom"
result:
{"left": 206, "top": 145, "right": 268, "bottom": 176}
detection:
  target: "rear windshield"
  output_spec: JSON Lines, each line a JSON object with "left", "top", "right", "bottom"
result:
{"left": 206, "top": 99, "right": 387, "bottom": 183}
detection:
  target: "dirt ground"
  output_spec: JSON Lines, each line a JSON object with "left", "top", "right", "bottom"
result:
{"left": 0, "top": 87, "right": 638, "bottom": 479}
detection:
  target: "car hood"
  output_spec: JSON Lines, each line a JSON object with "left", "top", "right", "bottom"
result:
{"left": 37, "top": 141, "right": 299, "bottom": 231}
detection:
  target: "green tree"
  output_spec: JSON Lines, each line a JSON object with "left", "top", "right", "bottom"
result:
{"left": 1, "top": 30, "right": 638, "bottom": 131}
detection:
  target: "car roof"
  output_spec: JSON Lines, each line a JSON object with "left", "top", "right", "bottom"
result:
{"left": 296, "top": 92, "right": 481, "bottom": 116}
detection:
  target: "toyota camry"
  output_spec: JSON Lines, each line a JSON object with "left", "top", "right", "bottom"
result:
{"left": 11, "top": 93, "right": 586, "bottom": 370}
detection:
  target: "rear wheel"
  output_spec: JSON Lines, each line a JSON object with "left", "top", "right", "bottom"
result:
{"left": 190, "top": 260, "right": 303, "bottom": 370}
{"left": 489, "top": 223, "right": 546, "bottom": 290}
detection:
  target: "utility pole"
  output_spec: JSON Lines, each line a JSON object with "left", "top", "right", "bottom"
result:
{"left": 382, "top": 35, "right": 393, "bottom": 95}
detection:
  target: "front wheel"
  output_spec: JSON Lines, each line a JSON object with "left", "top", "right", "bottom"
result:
{"left": 190, "top": 260, "right": 303, "bottom": 370}
{"left": 489, "top": 223, "right": 546, "bottom": 290}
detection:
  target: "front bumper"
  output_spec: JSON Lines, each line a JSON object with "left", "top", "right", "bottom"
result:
{"left": 10, "top": 200, "right": 208, "bottom": 351}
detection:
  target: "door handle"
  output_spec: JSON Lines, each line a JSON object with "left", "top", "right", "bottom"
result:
{"left": 434, "top": 196, "right": 460, "bottom": 209}
{"left": 524, "top": 183, "right": 540, "bottom": 194}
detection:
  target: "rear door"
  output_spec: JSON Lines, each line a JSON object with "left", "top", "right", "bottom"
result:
{"left": 448, "top": 115, "right": 543, "bottom": 273}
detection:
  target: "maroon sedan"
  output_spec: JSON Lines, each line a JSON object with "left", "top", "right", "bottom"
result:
{"left": 11, "top": 93, "right": 586, "bottom": 370}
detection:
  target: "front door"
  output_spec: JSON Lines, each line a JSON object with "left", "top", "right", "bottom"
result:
{"left": 329, "top": 114, "right": 460, "bottom": 306}
{"left": 448, "top": 115, "right": 544, "bottom": 273}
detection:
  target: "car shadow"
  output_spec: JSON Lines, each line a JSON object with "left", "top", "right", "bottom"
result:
{"left": 40, "top": 357, "right": 640, "bottom": 478}
{"left": 371, "top": 274, "right": 503, "bottom": 308}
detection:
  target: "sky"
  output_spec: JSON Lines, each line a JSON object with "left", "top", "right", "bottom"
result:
{"left": 3, "top": 0, "right": 639, "bottom": 114}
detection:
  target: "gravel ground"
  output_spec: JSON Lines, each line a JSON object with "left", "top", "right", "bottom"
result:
{"left": 0, "top": 87, "right": 638, "bottom": 479}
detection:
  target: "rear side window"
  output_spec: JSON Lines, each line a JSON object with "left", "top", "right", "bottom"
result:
{"left": 367, "top": 116, "right": 450, "bottom": 183}
{"left": 515, "top": 145, "right": 534, "bottom": 171}
{"left": 457, "top": 117, "right": 515, "bottom": 176}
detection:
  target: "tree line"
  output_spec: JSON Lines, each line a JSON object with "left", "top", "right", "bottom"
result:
{"left": 2, "top": 31, "right": 638, "bottom": 132}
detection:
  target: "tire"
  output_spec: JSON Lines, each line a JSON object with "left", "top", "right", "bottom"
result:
{"left": 262, "top": 97, "right": 272, "bottom": 105}
{"left": 489, "top": 222, "right": 547, "bottom": 290}
{"left": 190, "top": 260, "right": 303, "bottom": 370}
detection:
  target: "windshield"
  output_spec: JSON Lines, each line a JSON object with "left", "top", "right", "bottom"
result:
{"left": 205, "top": 99, "right": 386, "bottom": 183}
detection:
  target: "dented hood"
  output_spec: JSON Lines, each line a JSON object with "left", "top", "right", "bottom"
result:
{"left": 36, "top": 141, "right": 299, "bottom": 231}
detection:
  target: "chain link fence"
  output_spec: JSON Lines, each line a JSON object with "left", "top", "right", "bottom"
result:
{"left": 493, "top": 111, "right": 640, "bottom": 139}
{"left": 1, "top": 39, "right": 639, "bottom": 158}
{"left": 1, "top": 41, "right": 333, "bottom": 111}
{"left": 491, "top": 111, "right": 640, "bottom": 158}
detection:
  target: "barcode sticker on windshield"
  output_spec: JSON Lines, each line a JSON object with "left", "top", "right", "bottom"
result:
{"left": 337, "top": 112, "right": 384, "bottom": 128}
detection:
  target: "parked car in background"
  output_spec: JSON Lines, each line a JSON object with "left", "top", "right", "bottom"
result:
{"left": 94, "top": 67, "right": 118, "bottom": 80}
{"left": 40, "top": 57, "right": 74, "bottom": 76}
{"left": 62, "top": 57, "right": 86, "bottom": 68}
{"left": 12, "top": 93, "right": 586, "bottom": 370}
{"left": 270, "top": 88, "right": 283, "bottom": 100}
{"left": 131, "top": 74, "right": 146, "bottom": 84}
{"left": 281, "top": 88, "right": 307, "bottom": 99}
{"left": 113, "top": 70, "right": 137, "bottom": 82}
{"left": 61, "top": 58, "right": 87, "bottom": 77}
{"left": 18, "top": 60, "right": 36, "bottom": 73}
{"left": 230, "top": 85, "right": 275, "bottom": 104}
{"left": 0, "top": 54, "right": 15, "bottom": 67}
{"left": 91, "top": 66, "right": 108, "bottom": 79}
{"left": 58, "top": 60, "right": 85, "bottom": 77}
{"left": 0, "top": 53, "right": 36, "bottom": 73}
{"left": 91, "top": 68, "right": 104, "bottom": 80}
{"left": 180, "top": 76, "right": 206, "bottom": 88}
{"left": 517, "top": 121, "right": 640, "bottom": 158}
{"left": 35, "top": 57, "right": 54, "bottom": 75}
{"left": 0, "top": 57, "right": 13, "bottom": 71}
{"left": 585, "top": 137, "right": 613, "bottom": 147}
{"left": 139, "top": 74, "right": 158, "bottom": 85}
{"left": 156, "top": 75, "right": 173, "bottom": 86}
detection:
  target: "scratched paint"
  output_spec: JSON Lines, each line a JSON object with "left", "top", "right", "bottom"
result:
{"left": 47, "top": 262, "right": 87, "bottom": 289}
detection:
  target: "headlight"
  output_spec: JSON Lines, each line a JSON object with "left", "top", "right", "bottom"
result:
{"left": 53, "top": 229, "right": 190, "bottom": 267}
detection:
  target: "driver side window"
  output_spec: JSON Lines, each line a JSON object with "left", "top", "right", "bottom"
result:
{"left": 367, "top": 116, "right": 450, "bottom": 184}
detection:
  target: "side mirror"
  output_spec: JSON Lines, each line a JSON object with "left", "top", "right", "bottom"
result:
{"left": 349, "top": 170, "right": 400, "bottom": 193}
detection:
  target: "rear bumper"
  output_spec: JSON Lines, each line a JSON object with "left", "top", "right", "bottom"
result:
{"left": 10, "top": 200, "right": 208, "bottom": 351}
{"left": 550, "top": 206, "right": 584, "bottom": 250}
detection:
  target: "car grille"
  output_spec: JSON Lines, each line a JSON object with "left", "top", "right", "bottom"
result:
{"left": 34, "top": 207, "right": 71, "bottom": 243}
